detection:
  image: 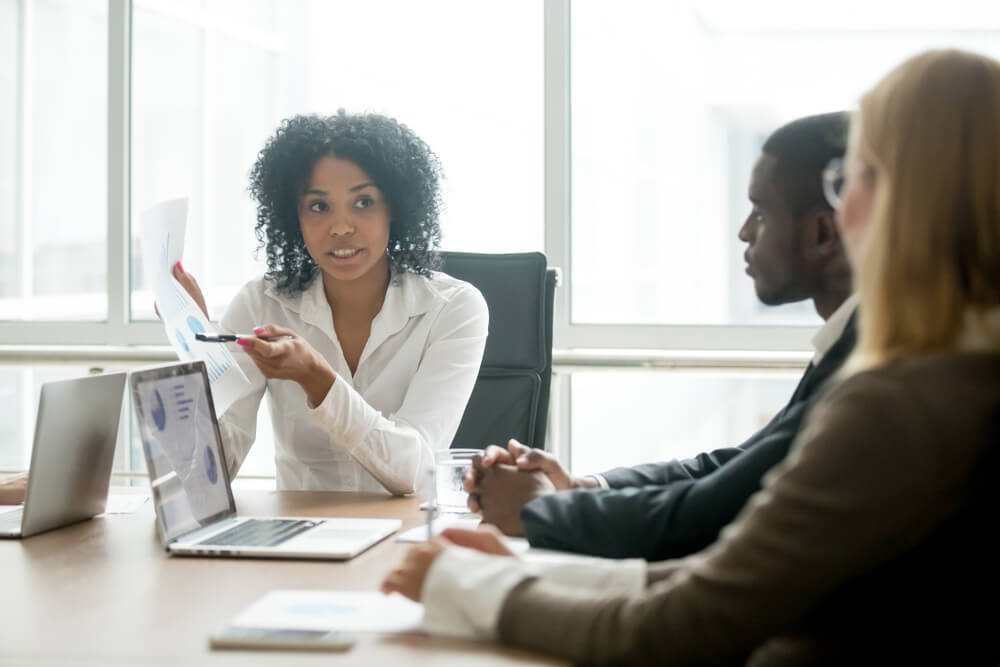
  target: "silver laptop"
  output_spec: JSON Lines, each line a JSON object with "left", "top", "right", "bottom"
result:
{"left": 130, "top": 360, "right": 400, "bottom": 560}
{"left": 0, "top": 371, "right": 128, "bottom": 538}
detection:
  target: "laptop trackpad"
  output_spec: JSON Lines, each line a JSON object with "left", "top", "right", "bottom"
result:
{"left": 283, "top": 519, "right": 398, "bottom": 551}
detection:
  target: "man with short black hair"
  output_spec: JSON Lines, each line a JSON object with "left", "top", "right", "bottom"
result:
{"left": 468, "top": 112, "right": 857, "bottom": 560}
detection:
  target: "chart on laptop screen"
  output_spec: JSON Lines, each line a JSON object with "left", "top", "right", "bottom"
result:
{"left": 135, "top": 369, "right": 231, "bottom": 540}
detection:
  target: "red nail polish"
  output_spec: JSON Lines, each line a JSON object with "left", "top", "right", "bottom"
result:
{"left": 253, "top": 327, "right": 265, "bottom": 335}
{"left": 176, "top": 261, "right": 184, "bottom": 274}
{"left": 236, "top": 338, "right": 249, "bottom": 346}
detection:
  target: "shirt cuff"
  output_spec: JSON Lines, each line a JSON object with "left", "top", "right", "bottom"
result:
{"left": 589, "top": 474, "right": 610, "bottom": 489}
{"left": 523, "top": 552, "right": 646, "bottom": 591}
{"left": 421, "top": 546, "right": 539, "bottom": 640}
{"left": 307, "top": 375, "right": 381, "bottom": 449}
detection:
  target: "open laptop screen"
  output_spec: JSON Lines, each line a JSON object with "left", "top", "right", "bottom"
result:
{"left": 131, "top": 361, "right": 236, "bottom": 543}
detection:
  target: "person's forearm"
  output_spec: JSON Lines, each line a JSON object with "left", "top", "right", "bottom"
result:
{"left": 300, "top": 362, "right": 336, "bottom": 407}
{"left": 0, "top": 473, "right": 27, "bottom": 505}
{"left": 601, "top": 448, "right": 746, "bottom": 488}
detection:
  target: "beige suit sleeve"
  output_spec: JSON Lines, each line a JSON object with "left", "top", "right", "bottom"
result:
{"left": 498, "top": 371, "right": 969, "bottom": 665}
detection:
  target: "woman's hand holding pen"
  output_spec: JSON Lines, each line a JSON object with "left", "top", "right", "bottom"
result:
{"left": 237, "top": 324, "right": 337, "bottom": 407}
{"left": 159, "top": 262, "right": 334, "bottom": 405}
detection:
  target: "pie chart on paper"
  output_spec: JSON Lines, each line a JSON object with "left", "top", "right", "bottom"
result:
{"left": 187, "top": 316, "right": 205, "bottom": 336}
{"left": 174, "top": 329, "right": 189, "bottom": 353}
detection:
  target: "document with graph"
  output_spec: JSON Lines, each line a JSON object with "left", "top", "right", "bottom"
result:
{"left": 219, "top": 590, "right": 423, "bottom": 634}
{"left": 140, "top": 198, "right": 249, "bottom": 414}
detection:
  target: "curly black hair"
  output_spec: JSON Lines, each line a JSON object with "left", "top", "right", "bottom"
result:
{"left": 248, "top": 110, "right": 444, "bottom": 293}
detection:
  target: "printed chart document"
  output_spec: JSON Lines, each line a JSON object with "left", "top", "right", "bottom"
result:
{"left": 216, "top": 590, "right": 423, "bottom": 638}
{"left": 140, "top": 198, "right": 249, "bottom": 414}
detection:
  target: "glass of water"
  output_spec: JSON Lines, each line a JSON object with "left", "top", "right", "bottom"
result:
{"left": 434, "top": 448, "right": 481, "bottom": 512}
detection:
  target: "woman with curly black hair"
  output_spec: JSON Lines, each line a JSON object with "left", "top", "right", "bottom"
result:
{"left": 173, "top": 111, "right": 488, "bottom": 495}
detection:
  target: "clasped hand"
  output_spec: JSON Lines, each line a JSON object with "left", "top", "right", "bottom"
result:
{"left": 462, "top": 439, "right": 576, "bottom": 537}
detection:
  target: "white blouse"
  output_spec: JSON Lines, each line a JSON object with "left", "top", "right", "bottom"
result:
{"left": 217, "top": 270, "right": 488, "bottom": 496}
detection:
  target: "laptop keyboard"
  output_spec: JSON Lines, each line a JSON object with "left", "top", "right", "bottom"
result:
{"left": 196, "top": 518, "right": 319, "bottom": 548}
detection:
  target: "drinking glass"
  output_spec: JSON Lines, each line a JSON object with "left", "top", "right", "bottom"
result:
{"left": 433, "top": 448, "right": 480, "bottom": 512}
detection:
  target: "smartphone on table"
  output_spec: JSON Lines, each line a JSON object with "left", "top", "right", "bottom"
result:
{"left": 209, "top": 626, "right": 357, "bottom": 652}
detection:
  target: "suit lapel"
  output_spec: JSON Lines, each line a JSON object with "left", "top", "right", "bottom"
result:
{"left": 794, "top": 311, "right": 859, "bottom": 403}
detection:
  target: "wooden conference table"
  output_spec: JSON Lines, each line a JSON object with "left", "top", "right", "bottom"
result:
{"left": 0, "top": 491, "right": 564, "bottom": 666}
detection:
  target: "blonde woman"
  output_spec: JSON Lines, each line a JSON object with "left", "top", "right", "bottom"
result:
{"left": 383, "top": 49, "right": 1000, "bottom": 664}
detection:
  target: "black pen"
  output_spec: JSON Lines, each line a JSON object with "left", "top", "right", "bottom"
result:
{"left": 195, "top": 333, "right": 293, "bottom": 343}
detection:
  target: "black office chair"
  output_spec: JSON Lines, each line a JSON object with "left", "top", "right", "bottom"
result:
{"left": 438, "top": 251, "right": 558, "bottom": 451}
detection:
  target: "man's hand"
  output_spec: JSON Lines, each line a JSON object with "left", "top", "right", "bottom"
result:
{"left": 236, "top": 325, "right": 337, "bottom": 407}
{"left": 468, "top": 461, "right": 556, "bottom": 537}
{"left": 380, "top": 537, "right": 448, "bottom": 602}
{"left": 0, "top": 472, "right": 27, "bottom": 505}
{"left": 465, "top": 439, "right": 581, "bottom": 512}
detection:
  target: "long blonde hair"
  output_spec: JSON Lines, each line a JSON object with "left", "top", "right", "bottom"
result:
{"left": 849, "top": 49, "right": 1000, "bottom": 371}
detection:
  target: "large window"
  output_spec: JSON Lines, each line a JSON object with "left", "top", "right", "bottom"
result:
{"left": 3, "top": 1, "right": 1000, "bottom": 481}
{"left": 126, "top": 0, "right": 543, "bottom": 479}
{"left": 567, "top": 0, "right": 1000, "bottom": 341}
{"left": 0, "top": 0, "right": 107, "bottom": 321}
{"left": 130, "top": 0, "right": 544, "bottom": 321}
{"left": 570, "top": 370, "right": 799, "bottom": 473}
{"left": 563, "top": 0, "right": 1000, "bottom": 470}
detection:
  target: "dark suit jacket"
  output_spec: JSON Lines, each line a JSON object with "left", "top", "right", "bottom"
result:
{"left": 520, "top": 312, "right": 858, "bottom": 560}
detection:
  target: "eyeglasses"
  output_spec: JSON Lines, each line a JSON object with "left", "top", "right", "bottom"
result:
{"left": 822, "top": 157, "right": 845, "bottom": 210}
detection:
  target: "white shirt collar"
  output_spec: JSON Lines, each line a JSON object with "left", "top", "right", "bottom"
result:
{"left": 811, "top": 293, "right": 860, "bottom": 365}
{"left": 262, "top": 270, "right": 443, "bottom": 350}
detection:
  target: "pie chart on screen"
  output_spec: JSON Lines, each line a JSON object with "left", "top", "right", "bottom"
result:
{"left": 152, "top": 390, "right": 167, "bottom": 431}
{"left": 204, "top": 446, "right": 218, "bottom": 484}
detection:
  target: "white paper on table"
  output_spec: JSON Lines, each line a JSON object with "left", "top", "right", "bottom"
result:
{"left": 418, "top": 501, "right": 478, "bottom": 517}
{"left": 397, "top": 515, "right": 481, "bottom": 542}
{"left": 396, "top": 517, "right": 530, "bottom": 553}
{"left": 227, "top": 591, "right": 423, "bottom": 634}
{"left": 102, "top": 494, "right": 150, "bottom": 514}
{"left": 0, "top": 505, "right": 20, "bottom": 515}
{"left": 139, "top": 198, "right": 249, "bottom": 415}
